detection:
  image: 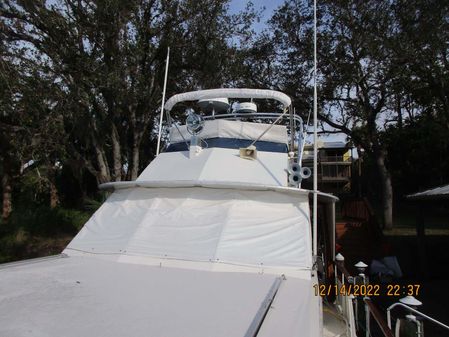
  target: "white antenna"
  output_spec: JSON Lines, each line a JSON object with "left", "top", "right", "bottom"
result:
{"left": 312, "top": 0, "right": 318, "bottom": 257}
{"left": 156, "top": 47, "right": 170, "bottom": 156}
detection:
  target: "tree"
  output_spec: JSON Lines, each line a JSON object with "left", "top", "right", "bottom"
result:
{"left": 0, "top": 39, "right": 65, "bottom": 220}
{"left": 386, "top": 116, "right": 449, "bottom": 196}
{"left": 260, "top": 0, "right": 411, "bottom": 228}
{"left": 1, "top": 0, "right": 257, "bottom": 185}
{"left": 392, "top": 0, "right": 449, "bottom": 128}
{"left": 1, "top": 0, "right": 257, "bottom": 220}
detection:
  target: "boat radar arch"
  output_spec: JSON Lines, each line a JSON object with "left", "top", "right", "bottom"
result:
{"left": 164, "top": 88, "right": 292, "bottom": 112}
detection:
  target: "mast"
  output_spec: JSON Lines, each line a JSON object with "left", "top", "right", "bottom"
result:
{"left": 312, "top": 0, "right": 318, "bottom": 257}
{"left": 156, "top": 47, "right": 170, "bottom": 156}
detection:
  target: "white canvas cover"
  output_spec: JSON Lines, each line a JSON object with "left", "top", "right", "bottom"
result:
{"left": 66, "top": 187, "right": 312, "bottom": 269}
{"left": 257, "top": 277, "right": 321, "bottom": 337}
{"left": 137, "top": 148, "right": 289, "bottom": 186}
{"left": 169, "top": 119, "right": 288, "bottom": 144}
{"left": 164, "top": 88, "right": 292, "bottom": 111}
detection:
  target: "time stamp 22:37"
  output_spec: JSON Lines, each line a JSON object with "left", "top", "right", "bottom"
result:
{"left": 314, "top": 284, "right": 421, "bottom": 297}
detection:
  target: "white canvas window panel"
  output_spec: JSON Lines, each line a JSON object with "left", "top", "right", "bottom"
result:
{"left": 66, "top": 187, "right": 312, "bottom": 269}
{"left": 169, "top": 120, "right": 288, "bottom": 144}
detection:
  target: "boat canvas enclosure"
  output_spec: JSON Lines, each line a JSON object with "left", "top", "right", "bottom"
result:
{"left": 66, "top": 187, "right": 313, "bottom": 269}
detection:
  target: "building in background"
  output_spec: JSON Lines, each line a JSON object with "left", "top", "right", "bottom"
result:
{"left": 302, "top": 140, "right": 354, "bottom": 194}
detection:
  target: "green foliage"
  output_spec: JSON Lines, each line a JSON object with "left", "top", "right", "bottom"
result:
{"left": 0, "top": 193, "right": 100, "bottom": 262}
{"left": 386, "top": 116, "right": 449, "bottom": 195}
{"left": 1, "top": 0, "right": 259, "bottom": 186}
{"left": 0, "top": 205, "right": 92, "bottom": 263}
{"left": 7, "top": 206, "right": 90, "bottom": 236}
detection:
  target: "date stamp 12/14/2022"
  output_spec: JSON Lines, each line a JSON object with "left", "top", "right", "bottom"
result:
{"left": 313, "top": 284, "right": 421, "bottom": 297}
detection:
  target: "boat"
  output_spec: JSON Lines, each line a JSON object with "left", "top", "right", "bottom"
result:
{"left": 0, "top": 88, "right": 358, "bottom": 336}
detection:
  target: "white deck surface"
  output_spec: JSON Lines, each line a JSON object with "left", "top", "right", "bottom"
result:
{"left": 0, "top": 256, "right": 280, "bottom": 337}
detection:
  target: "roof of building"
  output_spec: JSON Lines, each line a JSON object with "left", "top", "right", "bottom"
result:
{"left": 304, "top": 140, "right": 350, "bottom": 150}
{"left": 407, "top": 184, "right": 449, "bottom": 200}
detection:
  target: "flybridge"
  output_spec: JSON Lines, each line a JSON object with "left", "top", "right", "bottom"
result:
{"left": 156, "top": 88, "right": 312, "bottom": 188}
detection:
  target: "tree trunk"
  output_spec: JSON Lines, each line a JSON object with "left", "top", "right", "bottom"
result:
{"left": 111, "top": 124, "right": 122, "bottom": 181}
{"left": 396, "top": 94, "right": 402, "bottom": 129}
{"left": 1, "top": 172, "right": 12, "bottom": 222}
{"left": 375, "top": 149, "right": 393, "bottom": 229}
{"left": 92, "top": 136, "right": 111, "bottom": 184}
{"left": 129, "top": 140, "right": 140, "bottom": 181}
{"left": 48, "top": 166, "right": 59, "bottom": 209}
{"left": 49, "top": 180, "right": 59, "bottom": 208}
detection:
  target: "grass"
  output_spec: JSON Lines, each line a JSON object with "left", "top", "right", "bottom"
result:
{"left": 335, "top": 197, "right": 449, "bottom": 236}
{"left": 384, "top": 202, "right": 449, "bottom": 236}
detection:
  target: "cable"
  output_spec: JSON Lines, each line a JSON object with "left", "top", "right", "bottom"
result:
{"left": 248, "top": 108, "right": 289, "bottom": 148}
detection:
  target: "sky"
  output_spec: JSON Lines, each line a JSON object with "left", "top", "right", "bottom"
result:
{"left": 229, "top": 0, "right": 285, "bottom": 32}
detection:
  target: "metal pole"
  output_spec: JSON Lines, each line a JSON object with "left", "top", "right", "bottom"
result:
{"left": 156, "top": 47, "right": 170, "bottom": 156}
{"left": 365, "top": 299, "right": 370, "bottom": 337}
{"left": 289, "top": 105, "right": 294, "bottom": 152}
{"left": 312, "top": 0, "right": 318, "bottom": 257}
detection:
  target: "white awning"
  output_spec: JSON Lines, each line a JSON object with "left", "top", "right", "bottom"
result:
{"left": 164, "top": 88, "right": 292, "bottom": 112}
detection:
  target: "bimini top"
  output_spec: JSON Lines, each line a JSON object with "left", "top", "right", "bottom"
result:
{"left": 164, "top": 88, "right": 292, "bottom": 112}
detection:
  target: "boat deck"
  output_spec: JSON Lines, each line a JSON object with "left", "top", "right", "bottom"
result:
{"left": 0, "top": 255, "right": 279, "bottom": 337}
{"left": 0, "top": 255, "right": 322, "bottom": 337}
{"left": 323, "top": 302, "right": 349, "bottom": 337}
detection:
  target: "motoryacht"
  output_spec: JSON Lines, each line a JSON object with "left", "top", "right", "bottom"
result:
{"left": 0, "top": 88, "right": 356, "bottom": 337}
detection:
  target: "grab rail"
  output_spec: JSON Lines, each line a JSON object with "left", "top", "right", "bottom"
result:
{"left": 203, "top": 112, "right": 304, "bottom": 126}
{"left": 387, "top": 302, "right": 449, "bottom": 332}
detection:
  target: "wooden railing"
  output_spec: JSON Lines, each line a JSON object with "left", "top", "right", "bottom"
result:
{"left": 320, "top": 155, "right": 352, "bottom": 163}
{"left": 364, "top": 298, "right": 395, "bottom": 337}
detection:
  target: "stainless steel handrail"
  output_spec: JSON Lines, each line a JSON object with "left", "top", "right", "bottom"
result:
{"left": 203, "top": 112, "right": 304, "bottom": 127}
{"left": 387, "top": 302, "right": 449, "bottom": 331}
